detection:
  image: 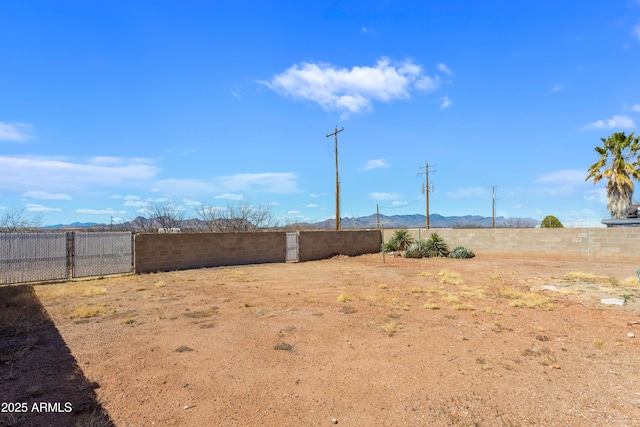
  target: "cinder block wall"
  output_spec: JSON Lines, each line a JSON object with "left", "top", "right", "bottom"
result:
{"left": 382, "top": 228, "right": 640, "bottom": 263}
{"left": 298, "top": 230, "right": 382, "bottom": 262}
{"left": 134, "top": 232, "right": 286, "bottom": 273}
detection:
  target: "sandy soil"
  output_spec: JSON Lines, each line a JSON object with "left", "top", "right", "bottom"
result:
{"left": 3, "top": 253, "right": 640, "bottom": 426}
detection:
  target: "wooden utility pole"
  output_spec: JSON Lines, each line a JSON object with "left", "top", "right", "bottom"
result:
{"left": 418, "top": 162, "right": 435, "bottom": 229}
{"left": 491, "top": 186, "right": 496, "bottom": 229}
{"left": 326, "top": 126, "right": 344, "bottom": 231}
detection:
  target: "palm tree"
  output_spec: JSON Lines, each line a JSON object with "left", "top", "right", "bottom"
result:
{"left": 586, "top": 132, "right": 640, "bottom": 219}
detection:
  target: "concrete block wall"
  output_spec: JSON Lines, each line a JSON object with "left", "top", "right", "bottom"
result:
{"left": 134, "top": 232, "right": 286, "bottom": 273}
{"left": 383, "top": 228, "right": 640, "bottom": 263}
{"left": 298, "top": 230, "right": 382, "bottom": 262}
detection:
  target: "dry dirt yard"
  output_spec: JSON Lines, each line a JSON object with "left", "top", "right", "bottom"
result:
{"left": 3, "top": 253, "right": 640, "bottom": 426}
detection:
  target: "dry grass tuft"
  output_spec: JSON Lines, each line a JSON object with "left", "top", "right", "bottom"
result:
{"left": 381, "top": 321, "right": 399, "bottom": 336}
{"left": 441, "top": 293, "right": 461, "bottom": 304}
{"left": 67, "top": 303, "right": 109, "bottom": 319}
{"left": 273, "top": 342, "right": 295, "bottom": 351}
{"left": 509, "top": 293, "right": 554, "bottom": 310}
{"left": 424, "top": 300, "right": 441, "bottom": 310}
{"left": 439, "top": 269, "right": 463, "bottom": 285}
{"left": 459, "top": 285, "right": 488, "bottom": 300}
{"left": 338, "top": 291, "right": 351, "bottom": 303}
{"left": 36, "top": 283, "right": 107, "bottom": 300}
{"left": 184, "top": 307, "right": 218, "bottom": 318}
{"left": 453, "top": 303, "right": 476, "bottom": 311}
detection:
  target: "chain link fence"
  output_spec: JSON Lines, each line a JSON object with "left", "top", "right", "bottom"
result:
{"left": 0, "top": 232, "right": 133, "bottom": 285}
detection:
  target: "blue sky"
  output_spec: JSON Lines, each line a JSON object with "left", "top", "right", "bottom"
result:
{"left": 2, "top": 1, "right": 640, "bottom": 227}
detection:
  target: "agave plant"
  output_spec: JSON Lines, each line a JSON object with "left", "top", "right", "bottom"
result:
{"left": 424, "top": 233, "right": 449, "bottom": 258}
{"left": 403, "top": 240, "right": 428, "bottom": 258}
{"left": 449, "top": 246, "right": 475, "bottom": 259}
{"left": 384, "top": 228, "right": 414, "bottom": 252}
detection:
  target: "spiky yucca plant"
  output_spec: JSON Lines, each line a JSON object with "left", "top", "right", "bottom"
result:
{"left": 424, "top": 233, "right": 449, "bottom": 258}
{"left": 384, "top": 228, "right": 414, "bottom": 252}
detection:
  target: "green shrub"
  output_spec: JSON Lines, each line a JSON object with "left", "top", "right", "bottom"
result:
{"left": 449, "top": 246, "right": 475, "bottom": 259}
{"left": 403, "top": 240, "right": 428, "bottom": 258}
{"left": 541, "top": 215, "right": 564, "bottom": 228}
{"left": 424, "top": 233, "right": 449, "bottom": 258}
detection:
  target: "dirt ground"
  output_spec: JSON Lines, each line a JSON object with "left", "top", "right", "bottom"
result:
{"left": 3, "top": 253, "right": 640, "bottom": 426}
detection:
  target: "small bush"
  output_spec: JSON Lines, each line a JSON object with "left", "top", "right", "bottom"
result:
{"left": 403, "top": 240, "right": 428, "bottom": 258}
{"left": 541, "top": 215, "right": 564, "bottom": 228}
{"left": 449, "top": 246, "right": 475, "bottom": 259}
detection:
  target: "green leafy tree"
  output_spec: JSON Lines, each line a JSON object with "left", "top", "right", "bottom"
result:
{"left": 586, "top": 132, "right": 640, "bottom": 219}
{"left": 540, "top": 215, "right": 564, "bottom": 228}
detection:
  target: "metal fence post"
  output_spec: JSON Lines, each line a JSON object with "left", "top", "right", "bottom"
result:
{"left": 66, "top": 232, "right": 74, "bottom": 280}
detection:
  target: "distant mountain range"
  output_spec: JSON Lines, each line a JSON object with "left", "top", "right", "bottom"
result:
{"left": 43, "top": 214, "right": 540, "bottom": 230}
{"left": 303, "top": 213, "right": 539, "bottom": 229}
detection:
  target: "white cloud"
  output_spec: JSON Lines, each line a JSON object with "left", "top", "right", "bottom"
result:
{"left": 217, "top": 173, "right": 300, "bottom": 194}
{"left": 551, "top": 84, "right": 564, "bottom": 93}
{"left": 77, "top": 208, "right": 117, "bottom": 214}
{"left": 309, "top": 193, "right": 325, "bottom": 198}
{"left": 214, "top": 193, "right": 244, "bottom": 200}
{"left": 535, "top": 169, "right": 587, "bottom": 195}
{"left": 288, "top": 210, "right": 301, "bottom": 214}
{"left": 583, "top": 188, "right": 608, "bottom": 204}
{"left": 369, "top": 192, "right": 401, "bottom": 201}
{"left": 22, "top": 191, "right": 72, "bottom": 200}
{"left": 632, "top": 24, "right": 640, "bottom": 43}
{"left": 439, "top": 96, "right": 452, "bottom": 109}
{"left": 230, "top": 89, "right": 242, "bottom": 101}
{"left": 26, "top": 203, "right": 61, "bottom": 212}
{"left": 437, "top": 63, "right": 452, "bottom": 75}
{"left": 392, "top": 201, "right": 408, "bottom": 206}
{"left": 124, "top": 200, "right": 148, "bottom": 207}
{"left": 446, "top": 187, "right": 487, "bottom": 198}
{"left": 265, "top": 57, "right": 443, "bottom": 115}
{"left": 633, "top": 104, "right": 640, "bottom": 112}
{"left": 155, "top": 172, "right": 300, "bottom": 197}
{"left": 182, "top": 198, "right": 202, "bottom": 207}
{"left": 583, "top": 115, "right": 636, "bottom": 129}
{"left": 305, "top": 203, "right": 318, "bottom": 208}
{"left": 361, "top": 159, "right": 389, "bottom": 170}
{"left": 0, "top": 122, "right": 31, "bottom": 142}
{"left": 0, "top": 156, "right": 160, "bottom": 191}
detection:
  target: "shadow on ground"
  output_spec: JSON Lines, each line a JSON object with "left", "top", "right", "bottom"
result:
{"left": 0, "top": 284, "right": 114, "bottom": 427}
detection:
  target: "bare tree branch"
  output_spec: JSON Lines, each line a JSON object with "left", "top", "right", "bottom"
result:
{"left": 0, "top": 207, "right": 43, "bottom": 232}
